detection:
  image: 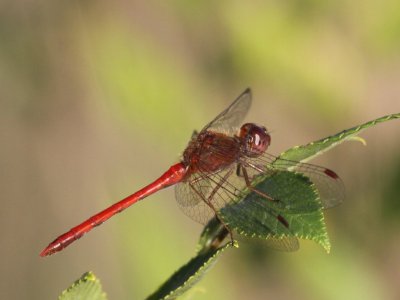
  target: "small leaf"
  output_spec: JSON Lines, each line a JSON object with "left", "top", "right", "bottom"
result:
{"left": 277, "top": 113, "right": 400, "bottom": 164}
{"left": 58, "top": 272, "right": 107, "bottom": 300}
{"left": 220, "top": 171, "right": 330, "bottom": 252}
{"left": 146, "top": 242, "right": 234, "bottom": 300}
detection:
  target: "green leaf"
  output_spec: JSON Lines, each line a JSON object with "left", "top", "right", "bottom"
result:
{"left": 277, "top": 113, "right": 400, "bottom": 164}
{"left": 219, "top": 112, "right": 399, "bottom": 252}
{"left": 58, "top": 272, "right": 107, "bottom": 300}
{"left": 220, "top": 171, "right": 330, "bottom": 252}
{"left": 146, "top": 242, "right": 234, "bottom": 300}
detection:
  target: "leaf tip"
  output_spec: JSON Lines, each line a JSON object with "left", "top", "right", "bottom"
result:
{"left": 82, "top": 271, "right": 97, "bottom": 282}
{"left": 232, "top": 240, "right": 239, "bottom": 248}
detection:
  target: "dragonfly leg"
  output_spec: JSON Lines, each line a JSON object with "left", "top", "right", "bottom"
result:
{"left": 189, "top": 172, "right": 235, "bottom": 244}
{"left": 236, "top": 164, "right": 242, "bottom": 177}
{"left": 240, "top": 165, "right": 276, "bottom": 201}
{"left": 207, "top": 169, "right": 235, "bottom": 242}
{"left": 239, "top": 165, "right": 290, "bottom": 228}
{"left": 205, "top": 195, "right": 235, "bottom": 243}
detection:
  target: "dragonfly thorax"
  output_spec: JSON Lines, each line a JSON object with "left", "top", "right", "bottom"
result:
{"left": 182, "top": 131, "right": 241, "bottom": 174}
{"left": 238, "top": 123, "right": 270, "bottom": 158}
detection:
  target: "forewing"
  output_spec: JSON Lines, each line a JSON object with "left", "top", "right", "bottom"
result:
{"left": 202, "top": 88, "right": 252, "bottom": 136}
{"left": 291, "top": 163, "right": 344, "bottom": 209}
{"left": 242, "top": 152, "right": 345, "bottom": 209}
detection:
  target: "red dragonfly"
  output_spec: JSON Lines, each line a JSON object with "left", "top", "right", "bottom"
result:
{"left": 40, "top": 88, "right": 344, "bottom": 256}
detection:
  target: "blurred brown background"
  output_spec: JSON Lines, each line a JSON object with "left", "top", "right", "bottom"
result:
{"left": 1, "top": 1, "right": 400, "bottom": 299}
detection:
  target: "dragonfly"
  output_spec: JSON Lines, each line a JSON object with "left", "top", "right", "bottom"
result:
{"left": 40, "top": 88, "right": 344, "bottom": 256}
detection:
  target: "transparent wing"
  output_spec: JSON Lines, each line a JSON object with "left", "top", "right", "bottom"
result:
{"left": 263, "top": 235, "right": 299, "bottom": 251}
{"left": 175, "top": 174, "right": 214, "bottom": 224}
{"left": 239, "top": 235, "right": 299, "bottom": 252}
{"left": 175, "top": 166, "right": 297, "bottom": 252}
{"left": 241, "top": 152, "right": 345, "bottom": 209}
{"left": 200, "top": 216, "right": 299, "bottom": 252}
{"left": 201, "top": 88, "right": 252, "bottom": 136}
{"left": 175, "top": 165, "right": 244, "bottom": 225}
{"left": 175, "top": 144, "right": 342, "bottom": 221}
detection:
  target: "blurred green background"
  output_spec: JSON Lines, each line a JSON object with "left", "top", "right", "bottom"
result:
{"left": 2, "top": 1, "right": 400, "bottom": 299}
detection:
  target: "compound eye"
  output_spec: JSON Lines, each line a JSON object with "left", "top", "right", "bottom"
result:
{"left": 239, "top": 123, "right": 271, "bottom": 157}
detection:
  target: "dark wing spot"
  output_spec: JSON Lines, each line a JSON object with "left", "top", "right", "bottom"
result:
{"left": 324, "top": 168, "right": 339, "bottom": 179}
{"left": 277, "top": 215, "right": 289, "bottom": 228}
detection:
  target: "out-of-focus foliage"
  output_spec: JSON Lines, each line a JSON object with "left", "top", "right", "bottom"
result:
{"left": 1, "top": 1, "right": 400, "bottom": 300}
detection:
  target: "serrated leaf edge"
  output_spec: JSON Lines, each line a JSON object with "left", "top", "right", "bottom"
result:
{"left": 162, "top": 242, "right": 233, "bottom": 300}
{"left": 222, "top": 180, "right": 331, "bottom": 253}
{"left": 58, "top": 271, "right": 106, "bottom": 300}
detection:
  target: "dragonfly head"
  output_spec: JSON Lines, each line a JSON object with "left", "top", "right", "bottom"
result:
{"left": 239, "top": 123, "right": 271, "bottom": 157}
